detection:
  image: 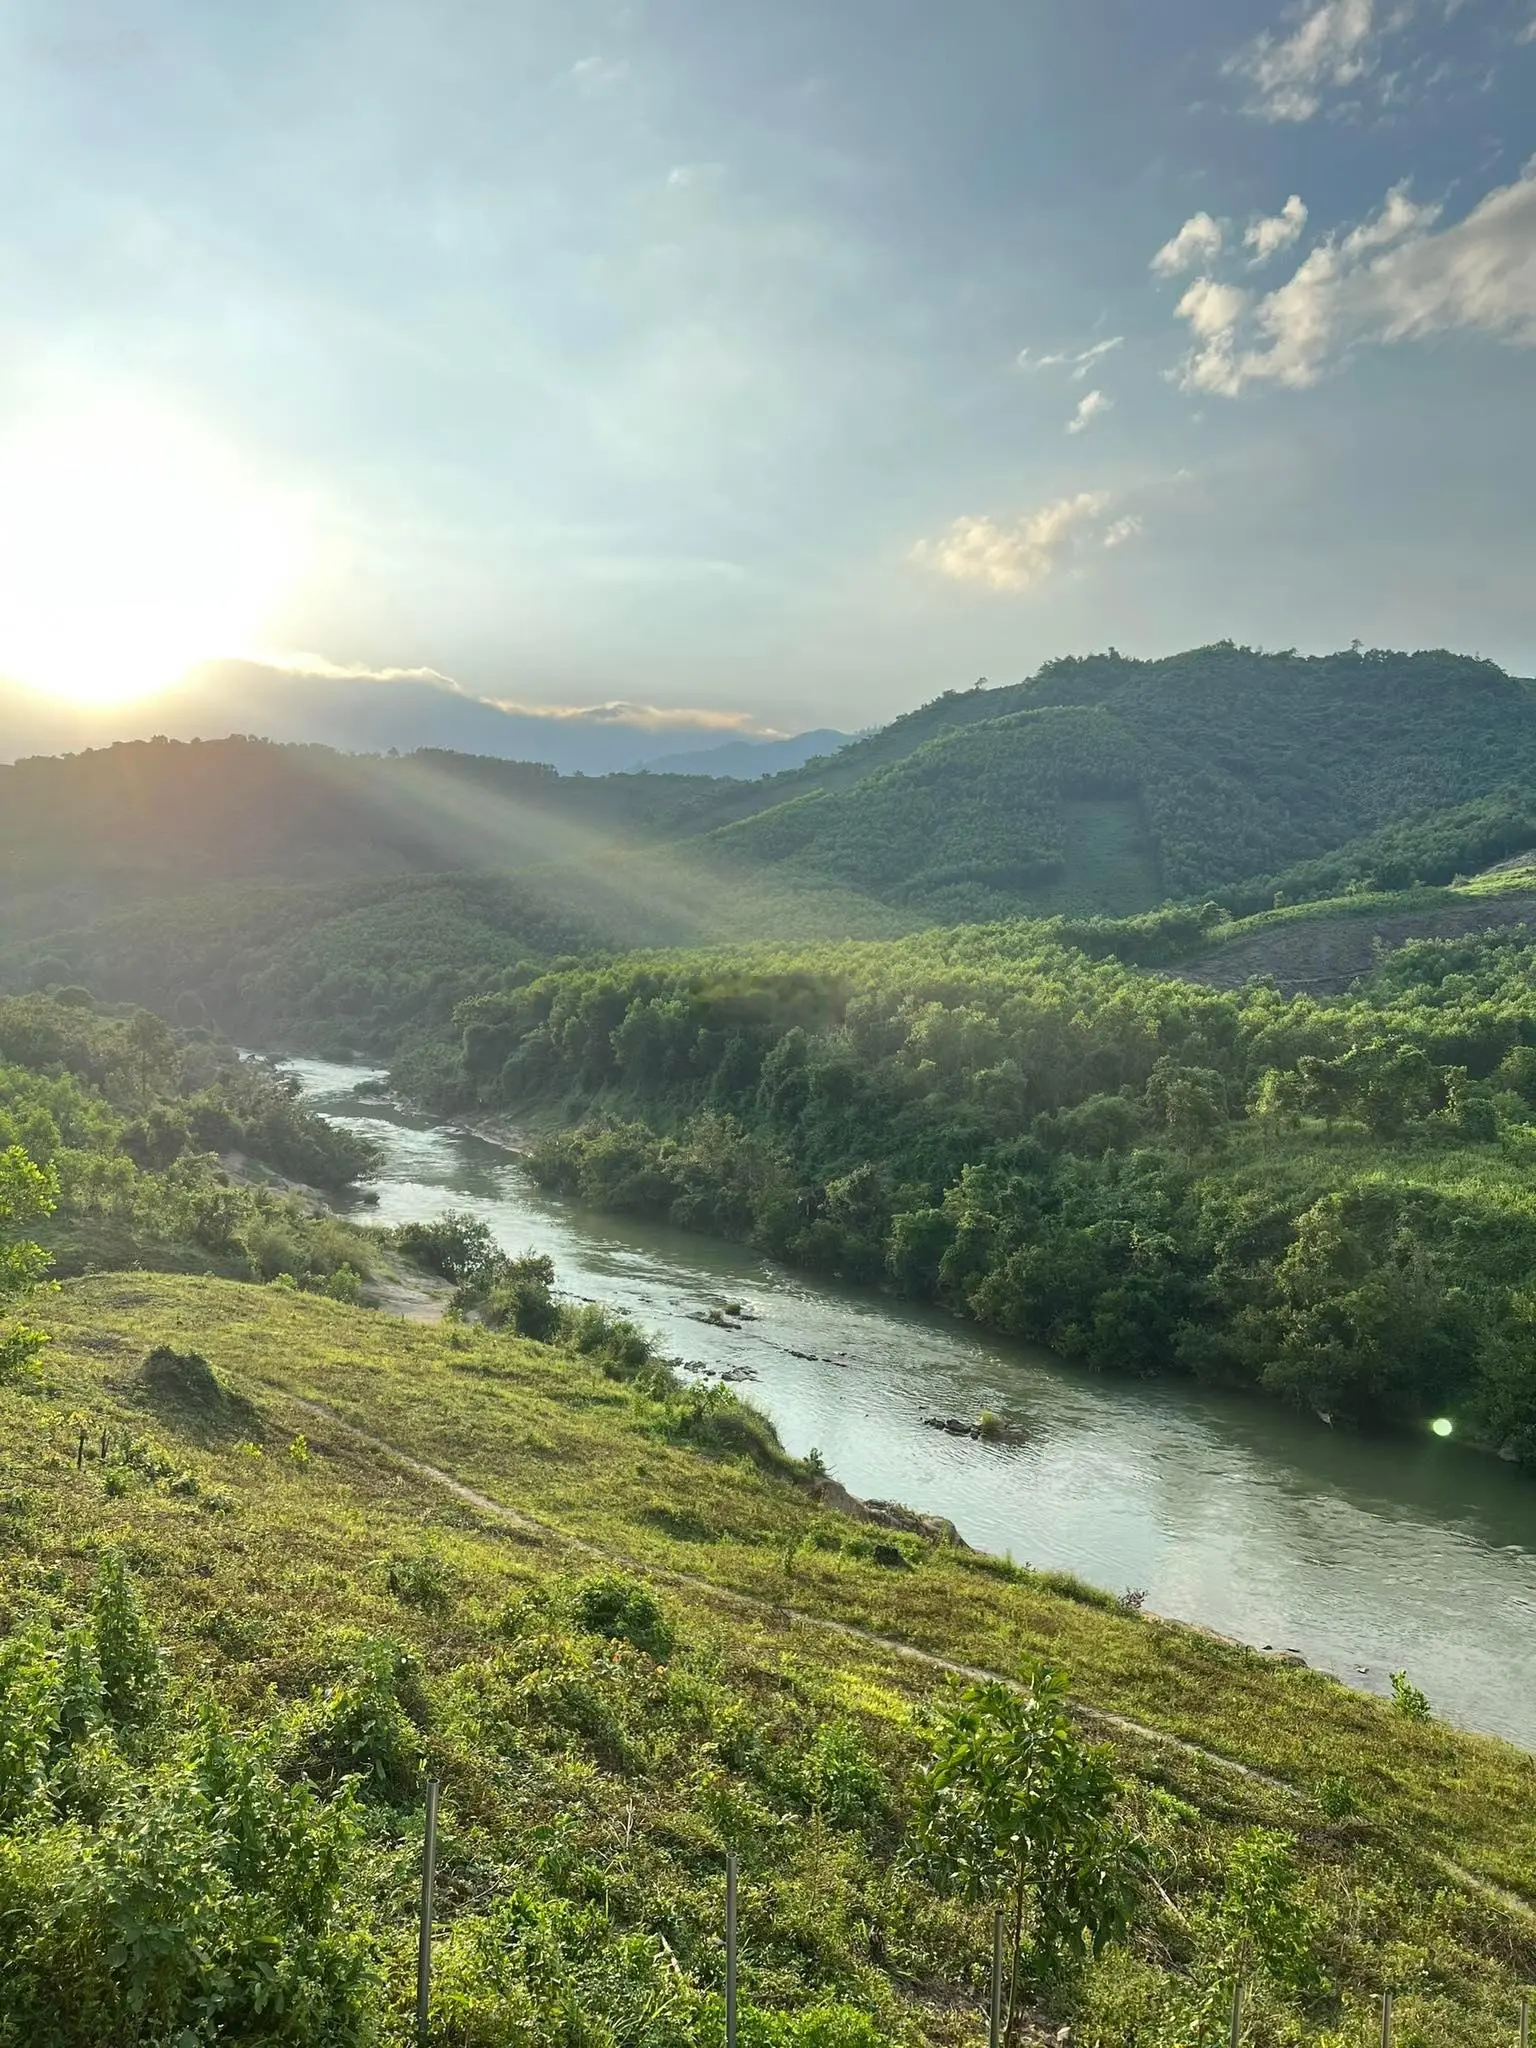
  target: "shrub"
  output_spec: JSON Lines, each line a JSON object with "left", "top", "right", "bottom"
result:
{"left": 91, "top": 1552, "right": 163, "bottom": 1731}
{"left": 291, "top": 1636, "right": 423, "bottom": 1800}
{"left": 571, "top": 1574, "right": 675, "bottom": 1661}
{"left": 1390, "top": 1670, "right": 1432, "bottom": 1722}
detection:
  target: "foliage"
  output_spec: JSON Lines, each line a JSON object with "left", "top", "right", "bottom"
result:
{"left": 430, "top": 916, "right": 1536, "bottom": 1456}
{"left": 0, "top": 1142, "right": 55, "bottom": 1376}
{"left": 2, "top": 1271, "right": 1533, "bottom": 2046}
{"left": 571, "top": 1573, "right": 676, "bottom": 1660}
{"left": 911, "top": 1669, "right": 1138, "bottom": 2027}
{"left": 1390, "top": 1672, "right": 1432, "bottom": 1722}
{"left": 0, "top": 996, "right": 377, "bottom": 1292}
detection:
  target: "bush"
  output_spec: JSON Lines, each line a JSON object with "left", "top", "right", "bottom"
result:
{"left": 394, "top": 1212, "right": 503, "bottom": 1285}
{"left": 571, "top": 1574, "right": 676, "bottom": 1661}
{"left": 290, "top": 1636, "right": 424, "bottom": 1800}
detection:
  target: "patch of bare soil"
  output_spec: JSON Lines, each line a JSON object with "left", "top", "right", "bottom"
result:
{"left": 1169, "top": 890, "right": 1536, "bottom": 997}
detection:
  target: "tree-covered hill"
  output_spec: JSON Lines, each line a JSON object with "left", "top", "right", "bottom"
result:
{"left": 708, "top": 645, "right": 1536, "bottom": 917}
{"left": 7, "top": 646, "right": 1536, "bottom": 942}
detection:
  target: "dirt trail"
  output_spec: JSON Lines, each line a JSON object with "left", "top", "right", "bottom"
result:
{"left": 362, "top": 1254, "right": 453, "bottom": 1323}
{"left": 286, "top": 1395, "right": 1536, "bottom": 1930}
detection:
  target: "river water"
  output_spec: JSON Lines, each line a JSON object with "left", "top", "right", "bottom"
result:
{"left": 288, "top": 1056, "right": 1536, "bottom": 1749}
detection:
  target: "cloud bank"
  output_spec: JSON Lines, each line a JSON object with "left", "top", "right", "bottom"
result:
{"left": 910, "top": 491, "right": 1138, "bottom": 592}
{"left": 1226, "top": 0, "right": 1388, "bottom": 121}
{"left": 1167, "top": 165, "right": 1536, "bottom": 395}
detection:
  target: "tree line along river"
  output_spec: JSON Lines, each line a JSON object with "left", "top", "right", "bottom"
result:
{"left": 288, "top": 1055, "right": 1536, "bottom": 1751}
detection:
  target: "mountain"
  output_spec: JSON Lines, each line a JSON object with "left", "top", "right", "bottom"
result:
{"left": 703, "top": 643, "right": 1536, "bottom": 917}
{"left": 0, "top": 661, "right": 788, "bottom": 776}
{"left": 6, "top": 644, "right": 1536, "bottom": 953}
{"left": 635, "top": 728, "right": 852, "bottom": 777}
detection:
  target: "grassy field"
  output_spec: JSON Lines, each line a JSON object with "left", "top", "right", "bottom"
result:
{"left": 3, "top": 1272, "right": 1534, "bottom": 2043}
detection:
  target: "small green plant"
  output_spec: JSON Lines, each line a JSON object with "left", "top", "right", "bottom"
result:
{"left": 288, "top": 1433, "right": 311, "bottom": 1467}
{"left": 90, "top": 1551, "right": 163, "bottom": 1731}
{"left": 1318, "top": 1775, "right": 1361, "bottom": 1818}
{"left": 571, "top": 1572, "right": 675, "bottom": 1660}
{"left": 1390, "top": 1670, "right": 1432, "bottom": 1722}
{"left": 911, "top": 1665, "right": 1140, "bottom": 2020}
{"left": 385, "top": 1548, "right": 455, "bottom": 1615}
{"left": 806, "top": 1717, "right": 887, "bottom": 1828}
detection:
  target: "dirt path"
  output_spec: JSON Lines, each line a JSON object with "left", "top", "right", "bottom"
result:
{"left": 362, "top": 1254, "right": 453, "bottom": 1323}
{"left": 286, "top": 1396, "right": 1535, "bottom": 1929}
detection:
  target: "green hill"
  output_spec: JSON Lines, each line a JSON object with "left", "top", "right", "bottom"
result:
{"left": 705, "top": 645, "right": 1536, "bottom": 918}
{"left": 7, "top": 646, "right": 1536, "bottom": 944}
{"left": 3, "top": 1269, "right": 1534, "bottom": 2043}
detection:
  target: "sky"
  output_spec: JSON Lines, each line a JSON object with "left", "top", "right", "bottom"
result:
{"left": 0, "top": 0, "right": 1533, "bottom": 739}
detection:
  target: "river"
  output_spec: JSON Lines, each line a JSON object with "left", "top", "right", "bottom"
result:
{"left": 287, "top": 1055, "right": 1536, "bottom": 1749}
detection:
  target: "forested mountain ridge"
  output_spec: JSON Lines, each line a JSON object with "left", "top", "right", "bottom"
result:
{"left": 4, "top": 645, "right": 1534, "bottom": 941}
{"left": 708, "top": 645, "right": 1536, "bottom": 916}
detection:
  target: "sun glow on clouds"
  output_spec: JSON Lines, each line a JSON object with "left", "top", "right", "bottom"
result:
{"left": 0, "top": 401, "right": 304, "bottom": 706}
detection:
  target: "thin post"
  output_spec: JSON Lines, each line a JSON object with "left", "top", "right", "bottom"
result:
{"left": 725, "top": 1851, "right": 738, "bottom": 2048}
{"left": 1380, "top": 1989, "right": 1393, "bottom": 2048}
{"left": 1229, "top": 1973, "right": 1244, "bottom": 2047}
{"left": 989, "top": 1907, "right": 1005, "bottom": 2048}
{"left": 416, "top": 1778, "right": 440, "bottom": 2048}
{"left": 1521, "top": 1992, "right": 1530, "bottom": 2048}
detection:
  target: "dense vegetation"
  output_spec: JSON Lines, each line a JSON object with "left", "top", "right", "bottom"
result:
{"left": 0, "top": 991, "right": 377, "bottom": 1294}
{"left": 434, "top": 917, "right": 1536, "bottom": 1459}
{"left": 705, "top": 645, "right": 1536, "bottom": 919}
{"left": 6, "top": 648, "right": 1536, "bottom": 959}
{"left": 2, "top": 1270, "right": 1533, "bottom": 2044}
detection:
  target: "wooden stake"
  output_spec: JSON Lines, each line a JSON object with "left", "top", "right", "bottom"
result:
{"left": 1380, "top": 1989, "right": 1393, "bottom": 2048}
{"left": 989, "top": 1908, "right": 1005, "bottom": 2048}
{"left": 1229, "top": 1973, "right": 1244, "bottom": 2047}
{"left": 725, "top": 1852, "right": 738, "bottom": 2048}
{"left": 1520, "top": 1992, "right": 1530, "bottom": 2048}
{"left": 416, "top": 1778, "right": 439, "bottom": 2048}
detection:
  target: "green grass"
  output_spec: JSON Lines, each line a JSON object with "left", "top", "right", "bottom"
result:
{"left": 5, "top": 1273, "right": 1536, "bottom": 2042}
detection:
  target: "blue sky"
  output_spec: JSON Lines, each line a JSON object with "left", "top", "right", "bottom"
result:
{"left": 1, "top": 0, "right": 1533, "bottom": 736}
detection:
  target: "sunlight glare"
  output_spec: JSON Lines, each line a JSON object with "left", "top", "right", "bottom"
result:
{"left": 0, "top": 402, "right": 303, "bottom": 706}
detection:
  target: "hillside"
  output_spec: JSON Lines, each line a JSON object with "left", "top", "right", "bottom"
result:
{"left": 6, "top": 647, "right": 1536, "bottom": 949}
{"left": 704, "top": 645, "right": 1536, "bottom": 918}
{"left": 3, "top": 1269, "right": 1534, "bottom": 2044}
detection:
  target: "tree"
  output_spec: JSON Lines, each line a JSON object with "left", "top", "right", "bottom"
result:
{"left": 0, "top": 1144, "right": 57, "bottom": 1375}
{"left": 910, "top": 1668, "right": 1139, "bottom": 2038}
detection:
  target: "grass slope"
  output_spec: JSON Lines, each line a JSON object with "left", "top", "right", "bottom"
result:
{"left": 5, "top": 1273, "right": 1535, "bottom": 2043}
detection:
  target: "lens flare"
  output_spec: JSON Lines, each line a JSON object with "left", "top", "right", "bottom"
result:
{"left": 1430, "top": 1417, "right": 1454, "bottom": 1439}
{"left": 0, "top": 398, "right": 303, "bottom": 706}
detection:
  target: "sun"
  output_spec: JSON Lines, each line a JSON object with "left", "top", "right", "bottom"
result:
{"left": 0, "top": 400, "right": 303, "bottom": 707}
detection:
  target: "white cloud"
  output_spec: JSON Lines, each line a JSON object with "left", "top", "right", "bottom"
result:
{"left": 1170, "top": 168, "right": 1536, "bottom": 396}
{"left": 1227, "top": 0, "right": 1388, "bottom": 121}
{"left": 485, "top": 698, "right": 774, "bottom": 733}
{"left": 1245, "top": 195, "right": 1310, "bottom": 262}
{"left": 910, "top": 492, "right": 1127, "bottom": 592}
{"left": 1151, "top": 213, "right": 1225, "bottom": 278}
{"left": 1176, "top": 277, "right": 1252, "bottom": 339}
{"left": 1101, "top": 515, "right": 1144, "bottom": 549}
{"left": 1018, "top": 335, "right": 1124, "bottom": 380}
{"left": 259, "top": 653, "right": 462, "bottom": 686}
{"left": 1066, "top": 388, "right": 1114, "bottom": 434}
{"left": 251, "top": 656, "right": 774, "bottom": 733}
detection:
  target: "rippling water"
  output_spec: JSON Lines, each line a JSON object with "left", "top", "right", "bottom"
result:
{"left": 288, "top": 1056, "right": 1536, "bottom": 1748}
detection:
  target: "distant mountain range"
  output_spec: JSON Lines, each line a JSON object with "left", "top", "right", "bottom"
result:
{"left": 635, "top": 729, "right": 851, "bottom": 777}
{"left": 0, "top": 661, "right": 845, "bottom": 778}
